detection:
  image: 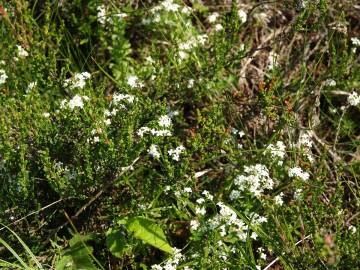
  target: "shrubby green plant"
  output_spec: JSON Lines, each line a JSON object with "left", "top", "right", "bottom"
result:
{"left": 1, "top": 0, "right": 360, "bottom": 269}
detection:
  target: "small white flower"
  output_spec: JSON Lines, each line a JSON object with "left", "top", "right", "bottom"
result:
{"left": 115, "top": 13, "right": 128, "bottom": 20}
{"left": 43, "top": 112, "right": 50, "bottom": 118}
{"left": 183, "top": 187, "right": 192, "bottom": 193}
{"left": 260, "top": 252, "right": 267, "bottom": 260}
{"left": 161, "top": 0, "right": 179, "bottom": 12}
{"left": 348, "top": 225, "right": 357, "bottom": 234}
{"left": 112, "top": 93, "right": 136, "bottom": 104}
{"left": 17, "top": 45, "right": 29, "bottom": 58}
{"left": 288, "top": 166, "right": 310, "bottom": 181}
{"left": 214, "top": 24, "right": 223, "bottom": 31}
{"left": 93, "top": 136, "right": 100, "bottom": 143}
{"left": 190, "top": 220, "right": 200, "bottom": 231}
{"left": 148, "top": 144, "right": 161, "bottom": 158}
{"left": 266, "top": 141, "right": 286, "bottom": 160}
{"left": 348, "top": 91, "right": 360, "bottom": 106}
{"left": 202, "top": 190, "right": 214, "bottom": 200}
{"left": 104, "top": 110, "right": 111, "bottom": 117}
{"left": 104, "top": 118, "right": 111, "bottom": 125}
{"left": 195, "top": 206, "right": 206, "bottom": 216}
{"left": 187, "top": 79, "right": 195, "bottom": 88}
{"left": 145, "top": 56, "right": 154, "bottom": 64}
{"left": 251, "top": 232, "right": 258, "bottom": 240}
{"left": 208, "top": 12, "right": 219, "bottom": 23}
{"left": 158, "top": 115, "right": 172, "bottom": 127}
{"left": 298, "top": 132, "right": 313, "bottom": 148}
{"left": 127, "top": 75, "right": 139, "bottom": 88}
{"left": 137, "top": 126, "right": 150, "bottom": 137}
{"left": 68, "top": 95, "right": 87, "bottom": 110}
{"left": 0, "top": 69, "right": 8, "bottom": 85}
{"left": 64, "top": 72, "right": 91, "bottom": 89}
{"left": 294, "top": 188, "right": 302, "bottom": 200}
{"left": 168, "top": 145, "right": 185, "bottom": 161}
{"left": 238, "top": 9, "right": 247, "bottom": 23}
{"left": 324, "top": 79, "right": 336, "bottom": 87}
{"left": 351, "top": 37, "right": 360, "bottom": 47}
{"left": 151, "top": 129, "right": 172, "bottom": 137}
{"left": 229, "top": 190, "right": 241, "bottom": 200}
{"left": 196, "top": 198, "right": 205, "bottom": 204}
{"left": 97, "top": 5, "right": 107, "bottom": 24}
{"left": 181, "top": 6, "right": 191, "bottom": 14}
{"left": 197, "top": 34, "right": 208, "bottom": 45}
{"left": 178, "top": 50, "right": 188, "bottom": 60}
{"left": 274, "top": 192, "right": 284, "bottom": 206}
{"left": 268, "top": 51, "right": 279, "bottom": 70}
{"left": 26, "top": 81, "right": 37, "bottom": 93}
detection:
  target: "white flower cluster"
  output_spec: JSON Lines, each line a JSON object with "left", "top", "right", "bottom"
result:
{"left": 238, "top": 9, "right": 247, "bottom": 23}
{"left": 214, "top": 24, "right": 223, "bottom": 32}
{"left": 324, "top": 79, "right": 336, "bottom": 87}
{"left": 137, "top": 111, "right": 177, "bottom": 138}
{"left": 231, "top": 164, "right": 275, "bottom": 198}
{"left": 190, "top": 194, "right": 267, "bottom": 244}
{"left": 348, "top": 91, "right": 360, "bottom": 106}
{"left": 97, "top": 5, "right": 107, "bottom": 25}
{"left": 106, "top": 93, "right": 136, "bottom": 117}
{"left": 146, "top": 141, "right": 184, "bottom": 161}
{"left": 148, "top": 144, "right": 161, "bottom": 158}
{"left": 64, "top": 72, "right": 91, "bottom": 89}
{"left": 127, "top": 75, "right": 143, "bottom": 88}
{"left": 348, "top": 225, "right": 357, "bottom": 234}
{"left": 60, "top": 95, "right": 89, "bottom": 110}
{"left": 207, "top": 12, "right": 223, "bottom": 31}
{"left": 296, "top": 131, "right": 314, "bottom": 162}
{"left": 17, "top": 45, "right": 29, "bottom": 58}
{"left": 137, "top": 126, "right": 172, "bottom": 137}
{"left": 97, "top": 5, "right": 127, "bottom": 25}
{"left": 161, "top": 0, "right": 180, "bottom": 12}
{"left": 208, "top": 12, "right": 219, "bottom": 23}
{"left": 257, "top": 247, "right": 267, "bottom": 261}
{"left": 158, "top": 115, "right": 172, "bottom": 127}
{"left": 87, "top": 128, "right": 103, "bottom": 144}
{"left": 210, "top": 202, "right": 249, "bottom": 241}
{"left": 265, "top": 141, "right": 286, "bottom": 165}
{"left": 112, "top": 93, "right": 136, "bottom": 104}
{"left": 0, "top": 69, "right": 8, "bottom": 85}
{"left": 189, "top": 190, "right": 213, "bottom": 222}
{"left": 288, "top": 166, "right": 310, "bottom": 181}
{"left": 168, "top": 145, "right": 185, "bottom": 161}
{"left": 151, "top": 248, "right": 184, "bottom": 270}
{"left": 274, "top": 192, "right": 284, "bottom": 206}
{"left": 177, "top": 34, "right": 208, "bottom": 60}
{"left": 268, "top": 51, "right": 279, "bottom": 70}
{"left": 298, "top": 132, "right": 313, "bottom": 148}
{"left": 351, "top": 37, "right": 360, "bottom": 47}
{"left": 26, "top": 81, "right": 37, "bottom": 93}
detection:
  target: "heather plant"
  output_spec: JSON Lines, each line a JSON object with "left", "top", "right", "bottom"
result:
{"left": 1, "top": 0, "right": 360, "bottom": 269}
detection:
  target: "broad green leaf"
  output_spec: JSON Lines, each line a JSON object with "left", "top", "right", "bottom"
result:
{"left": 55, "top": 234, "right": 98, "bottom": 270}
{"left": 106, "top": 228, "right": 131, "bottom": 258}
{"left": 125, "top": 217, "right": 173, "bottom": 254}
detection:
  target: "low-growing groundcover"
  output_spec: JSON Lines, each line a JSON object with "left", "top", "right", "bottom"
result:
{"left": 1, "top": 0, "right": 360, "bottom": 269}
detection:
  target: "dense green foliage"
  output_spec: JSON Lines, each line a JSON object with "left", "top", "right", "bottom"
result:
{"left": 0, "top": 0, "right": 360, "bottom": 269}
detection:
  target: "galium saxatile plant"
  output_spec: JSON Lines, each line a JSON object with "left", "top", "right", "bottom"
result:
{"left": 0, "top": 1, "right": 360, "bottom": 269}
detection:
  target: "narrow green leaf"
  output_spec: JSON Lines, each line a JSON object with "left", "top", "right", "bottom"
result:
{"left": 0, "top": 237, "right": 29, "bottom": 270}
